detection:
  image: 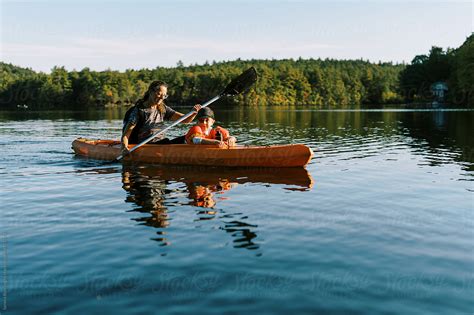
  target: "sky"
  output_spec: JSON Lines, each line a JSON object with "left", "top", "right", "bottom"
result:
{"left": 0, "top": 0, "right": 472, "bottom": 72}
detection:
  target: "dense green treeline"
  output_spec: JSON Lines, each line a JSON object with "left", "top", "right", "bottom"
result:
{"left": 399, "top": 34, "right": 474, "bottom": 106}
{"left": 449, "top": 34, "right": 474, "bottom": 106}
{"left": 0, "top": 59, "right": 404, "bottom": 109}
{"left": 0, "top": 34, "right": 472, "bottom": 109}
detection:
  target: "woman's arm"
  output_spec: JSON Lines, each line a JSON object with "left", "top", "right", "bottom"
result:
{"left": 121, "top": 125, "right": 134, "bottom": 154}
{"left": 171, "top": 104, "right": 202, "bottom": 123}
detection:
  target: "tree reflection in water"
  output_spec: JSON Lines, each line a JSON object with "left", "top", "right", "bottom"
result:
{"left": 121, "top": 164, "right": 313, "bottom": 249}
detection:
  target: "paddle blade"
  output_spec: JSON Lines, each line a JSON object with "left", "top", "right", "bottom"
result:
{"left": 221, "top": 67, "right": 258, "bottom": 96}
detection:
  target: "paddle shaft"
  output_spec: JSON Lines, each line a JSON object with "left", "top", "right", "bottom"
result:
{"left": 116, "top": 95, "right": 221, "bottom": 161}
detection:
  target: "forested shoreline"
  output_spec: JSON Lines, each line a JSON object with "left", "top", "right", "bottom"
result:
{"left": 1, "top": 35, "right": 472, "bottom": 109}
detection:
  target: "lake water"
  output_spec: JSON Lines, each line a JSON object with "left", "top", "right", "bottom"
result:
{"left": 1, "top": 107, "right": 473, "bottom": 314}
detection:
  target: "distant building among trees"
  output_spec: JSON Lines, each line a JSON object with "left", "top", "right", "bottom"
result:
{"left": 399, "top": 34, "right": 473, "bottom": 107}
{"left": 431, "top": 81, "right": 448, "bottom": 102}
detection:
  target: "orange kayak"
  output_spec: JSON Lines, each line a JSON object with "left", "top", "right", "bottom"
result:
{"left": 72, "top": 138, "right": 313, "bottom": 167}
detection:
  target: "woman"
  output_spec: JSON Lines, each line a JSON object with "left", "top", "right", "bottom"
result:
{"left": 185, "top": 107, "right": 237, "bottom": 148}
{"left": 121, "top": 80, "right": 201, "bottom": 155}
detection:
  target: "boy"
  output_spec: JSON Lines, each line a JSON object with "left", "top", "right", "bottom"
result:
{"left": 185, "top": 107, "right": 236, "bottom": 148}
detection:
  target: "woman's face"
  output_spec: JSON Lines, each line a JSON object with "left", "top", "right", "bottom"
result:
{"left": 151, "top": 85, "right": 168, "bottom": 103}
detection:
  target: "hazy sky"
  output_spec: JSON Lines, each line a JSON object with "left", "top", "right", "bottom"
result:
{"left": 1, "top": 0, "right": 472, "bottom": 72}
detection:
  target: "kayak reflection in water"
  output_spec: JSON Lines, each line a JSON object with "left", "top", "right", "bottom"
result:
{"left": 122, "top": 168, "right": 170, "bottom": 229}
{"left": 185, "top": 107, "right": 237, "bottom": 148}
{"left": 121, "top": 165, "right": 259, "bottom": 249}
{"left": 120, "top": 165, "right": 313, "bottom": 249}
{"left": 187, "top": 179, "right": 234, "bottom": 209}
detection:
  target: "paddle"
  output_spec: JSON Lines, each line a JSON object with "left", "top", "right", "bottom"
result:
{"left": 114, "top": 67, "right": 258, "bottom": 162}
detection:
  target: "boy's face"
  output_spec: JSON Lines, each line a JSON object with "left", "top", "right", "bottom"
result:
{"left": 199, "top": 117, "right": 215, "bottom": 129}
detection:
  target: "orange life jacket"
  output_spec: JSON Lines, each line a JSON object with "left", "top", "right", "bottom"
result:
{"left": 185, "top": 125, "right": 230, "bottom": 144}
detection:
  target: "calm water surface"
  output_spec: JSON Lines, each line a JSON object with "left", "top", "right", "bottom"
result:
{"left": 0, "top": 107, "right": 473, "bottom": 314}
